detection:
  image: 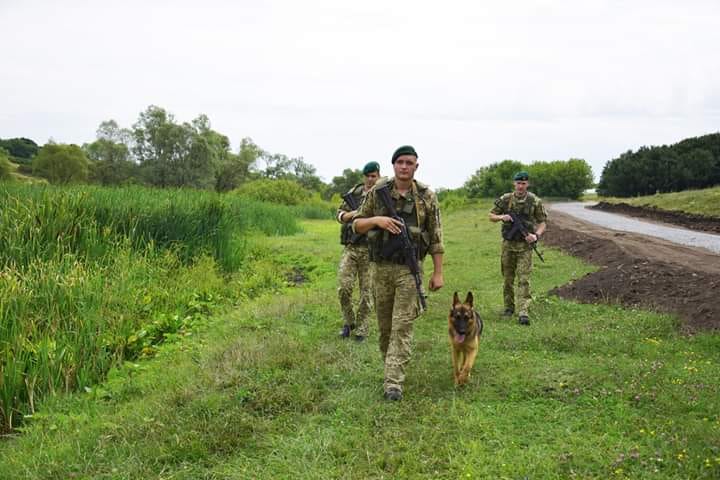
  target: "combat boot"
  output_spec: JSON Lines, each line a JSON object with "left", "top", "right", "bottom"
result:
{"left": 339, "top": 324, "right": 354, "bottom": 338}
{"left": 518, "top": 315, "right": 530, "bottom": 326}
{"left": 502, "top": 308, "right": 514, "bottom": 318}
{"left": 384, "top": 388, "right": 402, "bottom": 401}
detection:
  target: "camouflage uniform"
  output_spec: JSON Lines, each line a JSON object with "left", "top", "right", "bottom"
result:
{"left": 353, "top": 177, "right": 444, "bottom": 393}
{"left": 337, "top": 183, "right": 372, "bottom": 337}
{"left": 490, "top": 192, "right": 548, "bottom": 316}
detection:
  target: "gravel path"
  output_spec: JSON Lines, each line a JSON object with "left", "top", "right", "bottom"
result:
{"left": 549, "top": 202, "right": 720, "bottom": 255}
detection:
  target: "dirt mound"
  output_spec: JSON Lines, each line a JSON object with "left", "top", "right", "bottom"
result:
{"left": 591, "top": 202, "right": 720, "bottom": 234}
{"left": 543, "top": 214, "right": 720, "bottom": 333}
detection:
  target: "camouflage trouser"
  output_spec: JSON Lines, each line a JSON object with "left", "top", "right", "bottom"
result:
{"left": 337, "top": 244, "right": 372, "bottom": 336}
{"left": 373, "top": 261, "right": 423, "bottom": 393}
{"left": 501, "top": 240, "right": 533, "bottom": 316}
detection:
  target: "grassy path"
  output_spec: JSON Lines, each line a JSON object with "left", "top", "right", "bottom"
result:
{"left": 1, "top": 204, "right": 719, "bottom": 479}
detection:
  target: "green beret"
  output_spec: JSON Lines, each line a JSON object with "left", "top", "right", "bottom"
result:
{"left": 513, "top": 171, "right": 529, "bottom": 181}
{"left": 391, "top": 145, "right": 418, "bottom": 163}
{"left": 362, "top": 161, "right": 380, "bottom": 175}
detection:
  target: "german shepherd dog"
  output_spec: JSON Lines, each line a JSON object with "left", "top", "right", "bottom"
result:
{"left": 449, "top": 292, "right": 483, "bottom": 386}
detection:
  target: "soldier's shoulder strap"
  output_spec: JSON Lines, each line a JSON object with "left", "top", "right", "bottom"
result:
{"left": 372, "top": 176, "right": 393, "bottom": 192}
{"left": 525, "top": 192, "right": 538, "bottom": 207}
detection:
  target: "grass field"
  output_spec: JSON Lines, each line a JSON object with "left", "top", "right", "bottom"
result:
{"left": 1, "top": 202, "right": 719, "bottom": 479}
{"left": 600, "top": 186, "right": 720, "bottom": 217}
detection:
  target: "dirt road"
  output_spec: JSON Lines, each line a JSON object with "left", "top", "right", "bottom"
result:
{"left": 543, "top": 205, "right": 720, "bottom": 332}
{"left": 552, "top": 202, "right": 720, "bottom": 254}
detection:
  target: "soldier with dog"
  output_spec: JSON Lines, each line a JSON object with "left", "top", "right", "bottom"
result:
{"left": 489, "top": 171, "right": 547, "bottom": 325}
{"left": 353, "top": 145, "right": 444, "bottom": 401}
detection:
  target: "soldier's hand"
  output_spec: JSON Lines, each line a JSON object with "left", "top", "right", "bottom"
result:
{"left": 428, "top": 272, "right": 444, "bottom": 291}
{"left": 525, "top": 233, "right": 537, "bottom": 243}
{"left": 375, "top": 216, "right": 404, "bottom": 235}
{"left": 501, "top": 214, "right": 512, "bottom": 222}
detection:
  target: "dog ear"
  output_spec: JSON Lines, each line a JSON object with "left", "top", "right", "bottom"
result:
{"left": 453, "top": 291, "right": 460, "bottom": 306}
{"left": 465, "top": 291, "right": 474, "bottom": 307}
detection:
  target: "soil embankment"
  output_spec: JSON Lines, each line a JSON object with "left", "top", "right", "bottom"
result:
{"left": 544, "top": 210, "right": 720, "bottom": 333}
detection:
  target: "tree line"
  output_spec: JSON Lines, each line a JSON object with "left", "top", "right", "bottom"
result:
{"left": 460, "top": 158, "right": 594, "bottom": 199}
{"left": 0, "top": 105, "right": 364, "bottom": 199}
{"left": 597, "top": 133, "right": 720, "bottom": 197}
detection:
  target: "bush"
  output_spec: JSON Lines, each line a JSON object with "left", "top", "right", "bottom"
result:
{"left": 529, "top": 159, "right": 594, "bottom": 199}
{"left": 234, "top": 178, "right": 313, "bottom": 206}
{"left": 32, "top": 144, "right": 90, "bottom": 184}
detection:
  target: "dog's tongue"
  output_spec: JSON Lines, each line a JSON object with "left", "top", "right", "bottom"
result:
{"left": 454, "top": 333, "right": 466, "bottom": 343}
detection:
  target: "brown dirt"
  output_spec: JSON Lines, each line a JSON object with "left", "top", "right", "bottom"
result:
{"left": 544, "top": 210, "right": 720, "bottom": 333}
{"left": 591, "top": 202, "right": 720, "bottom": 234}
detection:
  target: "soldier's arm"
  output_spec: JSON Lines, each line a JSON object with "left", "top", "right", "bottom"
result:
{"left": 534, "top": 199, "right": 548, "bottom": 237}
{"left": 353, "top": 190, "right": 403, "bottom": 235}
{"left": 489, "top": 197, "right": 511, "bottom": 222}
{"left": 336, "top": 197, "right": 356, "bottom": 224}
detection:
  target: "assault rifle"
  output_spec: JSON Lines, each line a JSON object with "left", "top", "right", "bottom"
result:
{"left": 375, "top": 184, "right": 427, "bottom": 311}
{"left": 504, "top": 212, "right": 545, "bottom": 263}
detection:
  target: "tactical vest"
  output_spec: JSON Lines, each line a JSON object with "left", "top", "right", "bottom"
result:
{"left": 499, "top": 192, "right": 537, "bottom": 241}
{"left": 367, "top": 179, "right": 431, "bottom": 263}
{"left": 340, "top": 184, "right": 367, "bottom": 246}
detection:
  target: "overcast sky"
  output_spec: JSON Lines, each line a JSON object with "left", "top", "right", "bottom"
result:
{"left": 2, "top": 0, "right": 719, "bottom": 188}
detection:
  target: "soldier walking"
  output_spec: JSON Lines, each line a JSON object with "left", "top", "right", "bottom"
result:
{"left": 489, "top": 171, "right": 547, "bottom": 325}
{"left": 353, "top": 146, "right": 444, "bottom": 401}
{"left": 337, "top": 161, "right": 380, "bottom": 341}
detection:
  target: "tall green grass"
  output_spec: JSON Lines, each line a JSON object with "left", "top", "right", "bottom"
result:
{"left": 0, "top": 182, "right": 300, "bottom": 431}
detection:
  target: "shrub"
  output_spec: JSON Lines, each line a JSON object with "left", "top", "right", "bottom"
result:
{"left": 32, "top": 144, "right": 90, "bottom": 184}
{"left": 234, "top": 178, "right": 312, "bottom": 205}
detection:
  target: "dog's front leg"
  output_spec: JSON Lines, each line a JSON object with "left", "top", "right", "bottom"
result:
{"left": 451, "top": 344, "right": 461, "bottom": 385}
{"left": 458, "top": 340, "right": 479, "bottom": 385}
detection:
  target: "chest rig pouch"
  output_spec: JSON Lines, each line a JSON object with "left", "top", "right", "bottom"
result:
{"left": 368, "top": 185, "right": 430, "bottom": 263}
{"left": 340, "top": 189, "right": 367, "bottom": 246}
{"left": 501, "top": 194, "right": 536, "bottom": 241}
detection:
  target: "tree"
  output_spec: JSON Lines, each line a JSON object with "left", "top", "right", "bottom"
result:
{"left": 597, "top": 133, "right": 720, "bottom": 196}
{"left": 257, "top": 151, "right": 325, "bottom": 193}
{"left": 463, "top": 160, "right": 524, "bottom": 198}
{"left": 0, "top": 138, "right": 39, "bottom": 164}
{"left": 32, "top": 144, "right": 90, "bottom": 184}
{"left": 132, "top": 106, "right": 218, "bottom": 189}
{"left": 329, "top": 168, "right": 364, "bottom": 197}
{"left": 529, "top": 158, "right": 593, "bottom": 199}
{"left": 215, "top": 137, "right": 260, "bottom": 192}
{"left": 83, "top": 120, "right": 139, "bottom": 185}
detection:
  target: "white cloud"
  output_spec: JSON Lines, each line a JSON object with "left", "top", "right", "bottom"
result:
{"left": 2, "top": 0, "right": 719, "bottom": 187}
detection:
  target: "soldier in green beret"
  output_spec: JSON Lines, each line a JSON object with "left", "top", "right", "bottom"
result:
{"left": 353, "top": 146, "right": 444, "bottom": 401}
{"left": 489, "top": 171, "right": 547, "bottom": 325}
{"left": 336, "top": 161, "right": 381, "bottom": 341}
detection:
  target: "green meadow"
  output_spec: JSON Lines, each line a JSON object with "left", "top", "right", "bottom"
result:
{"left": 1, "top": 196, "right": 719, "bottom": 479}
